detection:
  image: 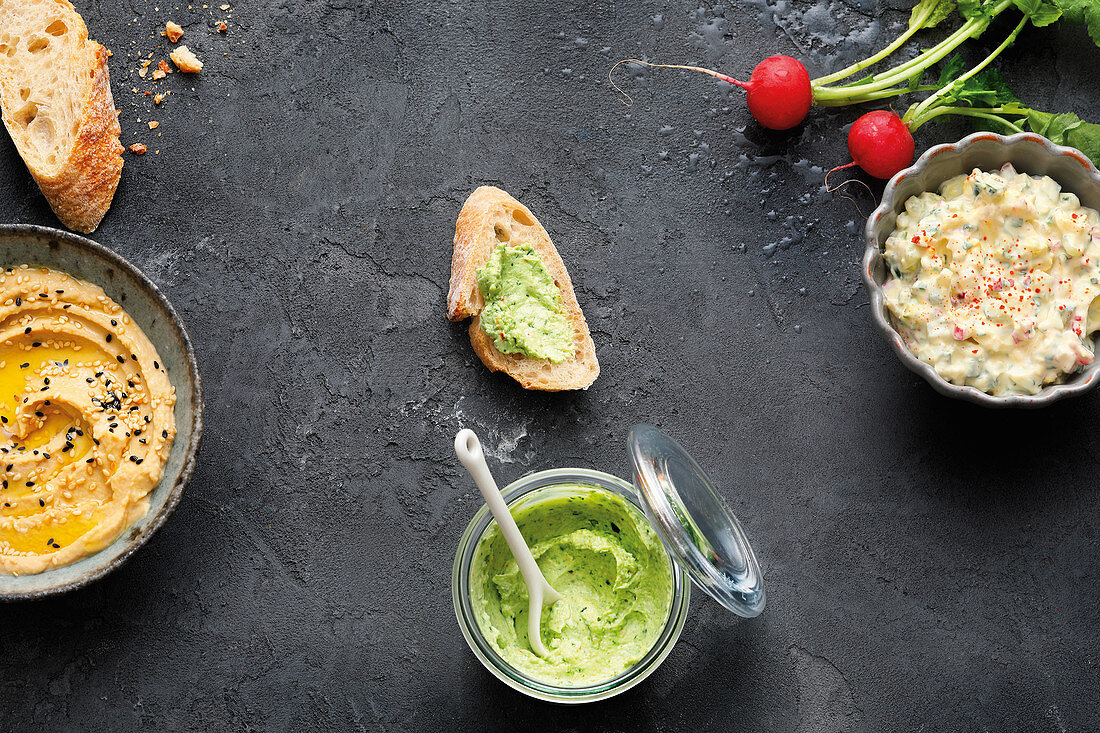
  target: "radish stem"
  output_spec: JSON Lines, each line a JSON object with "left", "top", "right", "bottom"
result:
{"left": 906, "top": 105, "right": 1026, "bottom": 132}
{"left": 904, "top": 14, "right": 1029, "bottom": 126}
{"left": 811, "top": 1, "right": 938, "bottom": 86}
{"left": 812, "top": 0, "right": 1013, "bottom": 104}
{"left": 814, "top": 84, "right": 939, "bottom": 106}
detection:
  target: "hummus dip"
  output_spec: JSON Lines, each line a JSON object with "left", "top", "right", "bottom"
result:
{"left": 0, "top": 266, "right": 176, "bottom": 575}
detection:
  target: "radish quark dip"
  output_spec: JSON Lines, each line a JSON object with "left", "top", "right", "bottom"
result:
{"left": 882, "top": 164, "right": 1100, "bottom": 396}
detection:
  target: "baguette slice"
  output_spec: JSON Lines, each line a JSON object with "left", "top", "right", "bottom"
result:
{"left": 0, "top": 0, "right": 124, "bottom": 233}
{"left": 448, "top": 186, "right": 599, "bottom": 391}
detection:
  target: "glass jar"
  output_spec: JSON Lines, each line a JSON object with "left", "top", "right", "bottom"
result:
{"left": 452, "top": 468, "right": 692, "bottom": 703}
{"left": 452, "top": 425, "right": 765, "bottom": 704}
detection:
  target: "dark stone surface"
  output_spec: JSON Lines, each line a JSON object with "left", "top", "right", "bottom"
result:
{"left": 1, "top": 0, "right": 1098, "bottom": 730}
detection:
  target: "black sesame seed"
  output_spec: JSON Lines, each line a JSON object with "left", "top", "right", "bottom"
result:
{"left": 31, "top": 342, "right": 40, "bottom": 347}
{"left": 86, "top": 458, "right": 94, "bottom": 463}
{"left": 161, "top": 430, "right": 168, "bottom": 438}
{"left": 105, "top": 334, "right": 112, "bottom": 343}
{"left": 116, "top": 356, "right": 124, "bottom": 363}
{"left": 19, "top": 363, "right": 28, "bottom": 369}
{"left": 14, "top": 298, "right": 20, "bottom": 306}
{"left": 27, "top": 481, "right": 34, "bottom": 487}
{"left": 22, "top": 327, "right": 29, "bottom": 334}
{"left": 154, "top": 361, "right": 159, "bottom": 369}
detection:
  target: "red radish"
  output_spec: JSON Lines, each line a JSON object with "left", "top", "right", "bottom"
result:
{"left": 613, "top": 55, "right": 812, "bottom": 130}
{"left": 833, "top": 110, "right": 915, "bottom": 180}
{"left": 742, "top": 56, "right": 812, "bottom": 131}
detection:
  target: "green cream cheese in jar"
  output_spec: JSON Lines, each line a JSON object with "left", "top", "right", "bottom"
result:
{"left": 469, "top": 488, "right": 673, "bottom": 686}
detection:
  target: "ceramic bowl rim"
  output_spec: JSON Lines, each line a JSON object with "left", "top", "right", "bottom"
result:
{"left": 863, "top": 131, "right": 1100, "bottom": 407}
{"left": 0, "top": 224, "right": 203, "bottom": 600}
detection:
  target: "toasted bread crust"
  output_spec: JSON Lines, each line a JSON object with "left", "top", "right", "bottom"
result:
{"left": 0, "top": 4, "right": 123, "bottom": 233}
{"left": 32, "top": 44, "right": 123, "bottom": 233}
{"left": 448, "top": 186, "right": 599, "bottom": 391}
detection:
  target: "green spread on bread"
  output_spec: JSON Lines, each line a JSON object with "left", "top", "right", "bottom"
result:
{"left": 475, "top": 243, "right": 574, "bottom": 363}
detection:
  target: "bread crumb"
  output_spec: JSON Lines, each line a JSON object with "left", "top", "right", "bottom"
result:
{"left": 142, "top": 59, "right": 153, "bottom": 68}
{"left": 148, "top": 121, "right": 160, "bottom": 129}
{"left": 170, "top": 46, "right": 203, "bottom": 73}
{"left": 220, "top": 4, "right": 230, "bottom": 9}
{"left": 128, "top": 143, "right": 147, "bottom": 155}
{"left": 218, "top": 22, "right": 227, "bottom": 32}
{"left": 151, "top": 68, "right": 166, "bottom": 81}
{"left": 165, "top": 21, "right": 184, "bottom": 43}
{"left": 138, "top": 67, "right": 148, "bottom": 78}
{"left": 158, "top": 60, "right": 171, "bottom": 74}
{"left": 153, "top": 93, "right": 166, "bottom": 104}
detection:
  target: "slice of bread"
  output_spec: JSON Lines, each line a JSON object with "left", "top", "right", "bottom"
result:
{"left": 0, "top": 0, "right": 123, "bottom": 233}
{"left": 448, "top": 186, "right": 599, "bottom": 391}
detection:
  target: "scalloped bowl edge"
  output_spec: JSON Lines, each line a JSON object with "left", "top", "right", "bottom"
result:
{"left": 863, "top": 132, "right": 1100, "bottom": 407}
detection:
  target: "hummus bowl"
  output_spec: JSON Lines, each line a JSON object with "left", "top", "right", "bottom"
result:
{"left": 0, "top": 224, "right": 202, "bottom": 599}
{"left": 864, "top": 132, "right": 1100, "bottom": 407}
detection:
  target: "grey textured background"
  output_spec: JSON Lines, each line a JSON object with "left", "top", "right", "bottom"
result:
{"left": 1, "top": 0, "right": 1098, "bottom": 730}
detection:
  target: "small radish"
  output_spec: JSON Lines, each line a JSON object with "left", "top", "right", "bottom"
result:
{"left": 613, "top": 55, "right": 812, "bottom": 130}
{"left": 833, "top": 110, "right": 915, "bottom": 180}
{"left": 742, "top": 56, "right": 813, "bottom": 131}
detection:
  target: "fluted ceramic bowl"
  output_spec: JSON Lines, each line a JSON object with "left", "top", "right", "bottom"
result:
{"left": 863, "top": 132, "right": 1100, "bottom": 407}
{"left": 0, "top": 225, "right": 203, "bottom": 599}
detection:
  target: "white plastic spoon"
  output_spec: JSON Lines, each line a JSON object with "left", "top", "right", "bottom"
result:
{"left": 454, "top": 429, "right": 562, "bottom": 657}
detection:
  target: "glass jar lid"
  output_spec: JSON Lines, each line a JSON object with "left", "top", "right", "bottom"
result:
{"left": 628, "top": 424, "right": 765, "bottom": 618}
